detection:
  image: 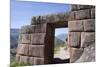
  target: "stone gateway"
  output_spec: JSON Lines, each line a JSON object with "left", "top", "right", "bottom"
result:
{"left": 16, "top": 5, "right": 95, "bottom": 65}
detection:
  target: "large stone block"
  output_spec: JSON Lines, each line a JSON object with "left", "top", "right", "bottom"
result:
{"left": 81, "top": 32, "right": 95, "bottom": 48}
{"left": 83, "top": 19, "right": 95, "bottom": 31}
{"left": 17, "top": 44, "right": 29, "bottom": 55}
{"left": 34, "top": 57, "right": 44, "bottom": 65}
{"left": 19, "top": 34, "right": 31, "bottom": 44}
{"left": 71, "top": 5, "right": 77, "bottom": 11}
{"left": 19, "top": 56, "right": 29, "bottom": 64}
{"left": 20, "top": 24, "right": 47, "bottom": 34}
{"left": 75, "top": 9, "right": 91, "bottom": 20}
{"left": 70, "top": 32, "right": 81, "bottom": 48}
{"left": 29, "top": 45, "right": 44, "bottom": 57}
{"left": 71, "top": 5, "right": 93, "bottom": 11}
{"left": 20, "top": 25, "right": 35, "bottom": 34}
{"left": 16, "top": 54, "right": 20, "bottom": 62}
{"left": 68, "top": 20, "right": 84, "bottom": 31}
{"left": 70, "top": 48, "right": 84, "bottom": 63}
{"left": 91, "top": 8, "right": 95, "bottom": 19}
{"left": 75, "top": 43, "right": 95, "bottom": 62}
{"left": 68, "top": 11, "right": 75, "bottom": 21}
{"left": 34, "top": 23, "right": 47, "bottom": 33}
{"left": 31, "top": 13, "right": 69, "bottom": 24}
{"left": 29, "top": 57, "right": 34, "bottom": 65}
{"left": 31, "top": 33, "right": 46, "bottom": 44}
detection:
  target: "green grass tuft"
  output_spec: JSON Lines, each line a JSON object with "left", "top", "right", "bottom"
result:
{"left": 10, "top": 58, "right": 31, "bottom": 67}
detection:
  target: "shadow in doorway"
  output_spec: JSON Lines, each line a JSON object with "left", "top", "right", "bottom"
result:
{"left": 52, "top": 58, "right": 70, "bottom": 64}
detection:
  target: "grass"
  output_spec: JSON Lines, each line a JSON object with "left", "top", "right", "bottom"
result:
{"left": 54, "top": 44, "right": 65, "bottom": 54}
{"left": 10, "top": 57, "right": 31, "bottom": 67}
{"left": 54, "top": 46, "right": 60, "bottom": 54}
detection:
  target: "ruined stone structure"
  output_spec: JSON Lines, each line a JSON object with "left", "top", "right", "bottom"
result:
{"left": 16, "top": 4, "right": 95, "bottom": 65}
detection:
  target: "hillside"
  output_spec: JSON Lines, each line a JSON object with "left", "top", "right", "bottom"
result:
{"left": 55, "top": 37, "right": 65, "bottom": 47}
{"left": 10, "top": 29, "right": 20, "bottom": 48}
{"left": 56, "top": 33, "right": 68, "bottom": 42}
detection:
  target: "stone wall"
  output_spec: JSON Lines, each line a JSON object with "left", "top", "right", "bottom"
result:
{"left": 68, "top": 5, "right": 95, "bottom": 63}
{"left": 16, "top": 23, "right": 48, "bottom": 65}
{"left": 16, "top": 4, "right": 95, "bottom": 65}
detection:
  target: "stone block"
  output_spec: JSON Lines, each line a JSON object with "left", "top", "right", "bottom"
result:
{"left": 70, "top": 32, "right": 81, "bottom": 48}
{"left": 71, "top": 5, "right": 77, "bottom": 11}
{"left": 29, "top": 57, "right": 34, "bottom": 65}
{"left": 17, "top": 44, "right": 29, "bottom": 55}
{"left": 81, "top": 32, "right": 95, "bottom": 48}
{"left": 34, "top": 57, "right": 44, "bottom": 65}
{"left": 71, "top": 5, "right": 93, "bottom": 11}
{"left": 68, "top": 11, "right": 75, "bottom": 21}
{"left": 31, "top": 33, "right": 46, "bottom": 44}
{"left": 19, "top": 34, "right": 31, "bottom": 44}
{"left": 19, "top": 56, "right": 29, "bottom": 64}
{"left": 68, "top": 20, "right": 84, "bottom": 31}
{"left": 75, "top": 43, "right": 95, "bottom": 62}
{"left": 16, "top": 54, "right": 20, "bottom": 62}
{"left": 70, "top": 48, "right": 84, "bottom": 63}
{"left": 20, "top": 25, "right": 35, "bottom": 34}
{"left": 83, "top": 19, "right": 95, "bottom": 31}
{"left": 20, "top": 24, "right": 47, "bottom": 34}
{"left": 29, "top": 45, "right": 44, "bottom": 57}
{"left": 91, "top": 8, "right": 95, "bottom": 19}
{"left": 77, "top": 5, "right": 92, "bottom": 10}
{"left": 34, "top": 23, "right": 47, "bottom": 33}
{"left": 75, "top": 9, "right": 91, "bottom": 20}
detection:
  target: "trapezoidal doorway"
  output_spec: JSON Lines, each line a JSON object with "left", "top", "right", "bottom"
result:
{"left": 45, "top": 22, "right": 70, "bottom": 64}
{"left": 53, "top": 28, "right": 69, "bottom": 64}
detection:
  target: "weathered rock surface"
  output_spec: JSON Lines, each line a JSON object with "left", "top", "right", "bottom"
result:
{"left": 71, "top": 5, "right": 93, "bottom": 11}
{"left": 29, "top": 45, "right": 44, "bottom": 57}
{"left": 34, "top": 57, "right": 44, "bottom": 65}
{"left": 75, "top": 43, "right": 95, "bottom": 62}
{"left": 67, "top": 11, "right": 75, "bottom": 21}
{"left": 20, "top": 24, "right": 47, "bottom": 34}
{"left": 31, "top": 33, "right": 46, "bottom": 44}
{"left": 17, "top": 44, "right": 29, "bottom": 55}
{"left": 83, "top": 19, "right": 95, "bottom": 31}
{"left": 33, "top": 23, "right": 47, "bottom": 33}
{"left": 70, "top": 32, "right": 81, "bottom": 48}
{"left": 68, "top": 20, "right": 83, "bottom": 31}
{"left": 31, "top": 13, "right": 69, "bottom": 25}
{"left": 29, "top": 57, "right": 34, "bottom": 65}
{"left": 16, "top": 54, "right": 20, "bottom": 62}
{"left": 19, "top": 56, "right": 29, "bottom": 64}
{"left": 19, "top": 34, "right": 31, "bottom": 44}
{"left": 81, "top": 32, "right": 95, "bottom": 48}
{"left": 70, "top": 48, "right": 84, "bottom": 63}
{"left": 75, "top": 9, "right": 91, "bottom": 20}
{"left": 20, "top": 25, "right": 35, "bottom": 34}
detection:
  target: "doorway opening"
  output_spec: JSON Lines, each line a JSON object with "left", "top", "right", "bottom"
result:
{"left": 52, "top": 28, "right": 70, "bottom": 64}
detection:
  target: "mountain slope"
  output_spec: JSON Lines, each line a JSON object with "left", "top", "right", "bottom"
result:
{"left": 10, "top": 29, "right": 20, "bottom": 48}
{"left": 56, "top": 33, "right": 68, "bottom": 42}
{"left": 55, "top": 37, "right": 65, "bottom": 47}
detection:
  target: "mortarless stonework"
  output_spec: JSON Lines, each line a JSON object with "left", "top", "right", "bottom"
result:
{"left": 16, "top": 5, "right": 95, "bottom": 65}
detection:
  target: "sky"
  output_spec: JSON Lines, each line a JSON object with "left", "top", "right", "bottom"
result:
{"left": 11, "top": 0, "right": 71, "bottom": 35}
{"left": 55, "top": 28, "right": 69, "bottom": 36}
